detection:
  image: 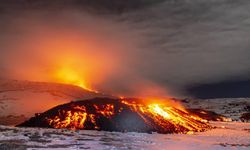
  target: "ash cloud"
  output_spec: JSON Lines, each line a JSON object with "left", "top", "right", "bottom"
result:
{"left": 1, "top": 0, "right": 250, "bottom": 98}
{"left": 117, "top": 0, "right": 250, "bottom": 97}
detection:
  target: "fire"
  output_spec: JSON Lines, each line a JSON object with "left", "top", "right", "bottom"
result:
{"left": 53, "top": 67, "right": 98, "bottom": 92}
{"left": 44, "top": 98, "right": 210, "bottom": 133}
{"left": 48, "top": 111, "right": 87, "bottom": 129}
{"left": 148, "top": 104, "right": 171, "bottom": 119}
{"left": 120, "top": 100, "right": 208, "bottom": 132}
{"left": 47, "top": 104, "right": 114, "bottom": 130}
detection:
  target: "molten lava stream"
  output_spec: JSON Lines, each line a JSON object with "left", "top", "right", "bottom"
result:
{"left": 18, "top": 98, "right": 211, "bottom": 134}
{"left": 121, "top": 101, "right": 209, "bottom": 133}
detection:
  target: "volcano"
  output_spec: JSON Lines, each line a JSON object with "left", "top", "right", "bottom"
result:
{"left": 18, "top": 97, "right": 211, "bottom": 134}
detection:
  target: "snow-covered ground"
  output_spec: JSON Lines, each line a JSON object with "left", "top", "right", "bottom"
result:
{"left": 0, "top": 79, "right": 108, "bottom": 125}
{"left": 183, "top": 98, "right": 250, "bottom": 121}
{"left": 0, "top": 122, "right": 249, "bottom": 150}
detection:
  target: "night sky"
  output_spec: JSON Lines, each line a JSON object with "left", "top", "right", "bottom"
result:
{"left": 0, "top": 0, "right": 250, "bottom": 99}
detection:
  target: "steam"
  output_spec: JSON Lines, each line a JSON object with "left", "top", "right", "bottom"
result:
{"left": 1, "top": 0, "right": 250, "bottom": 98}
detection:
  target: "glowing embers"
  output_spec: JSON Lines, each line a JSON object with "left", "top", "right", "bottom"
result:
{"left": 94, "top": 104, "right": 115, "bottom": 118}
{"left": 46, "top": 104, "right": 115, "bottom": 130}
{"left": 18, "top": 98, "right": 211, "bottom": 134}
{"left": 47, "top": 111, "right": 87, "bottom": 129}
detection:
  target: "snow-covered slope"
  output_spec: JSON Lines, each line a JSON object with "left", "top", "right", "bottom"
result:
{"left": 183, "top": 98, "right": 250, "bottom": 121}
{"left": 0, "top": 79, "right": 109, "bottom": 125}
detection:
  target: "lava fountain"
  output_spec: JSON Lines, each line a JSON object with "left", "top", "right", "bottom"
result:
{"left": 18, "top": 98, "right": 211, "bottom": 134}
{"left": 52, "top": 66, "right": 98, "bottom": 93}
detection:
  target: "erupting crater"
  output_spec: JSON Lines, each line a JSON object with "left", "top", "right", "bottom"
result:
{"left": 18, "top": 98, "right": 211, "bottom": 134}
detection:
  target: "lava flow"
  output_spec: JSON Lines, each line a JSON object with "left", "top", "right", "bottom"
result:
{"left": 18, "top": 98, "right": 211, "bottom": 134}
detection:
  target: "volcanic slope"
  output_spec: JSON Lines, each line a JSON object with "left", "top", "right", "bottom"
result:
{"left": 18, "top": 98, "right": 211, "bottom": 134}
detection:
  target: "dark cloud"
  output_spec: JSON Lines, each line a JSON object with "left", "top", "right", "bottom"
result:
{"left": 187, "top": 78, "right": 250, "bottom": 99}
{"left": 115, "top": 0, "right": 250, "bottom": 97}
{"left": 0, "top": 0, "right": 164, "bottom": 13}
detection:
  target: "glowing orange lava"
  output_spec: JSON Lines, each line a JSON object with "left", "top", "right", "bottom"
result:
{"left": 120, "top": 100, "right": 208, "bottom": 132}
{"left": 46, "top": 98, "right": 210, "bottom": 133}
{"left": 53, "top": 67, "right": 98, "bottom": 93}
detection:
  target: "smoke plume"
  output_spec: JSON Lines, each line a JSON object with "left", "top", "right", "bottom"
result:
{"left": 1, "top": 0, "right": 250, "bottom": 98}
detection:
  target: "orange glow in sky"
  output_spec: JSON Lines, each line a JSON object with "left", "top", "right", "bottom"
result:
{"left": 53, "top": 66, "right": 96, "bottom": 92}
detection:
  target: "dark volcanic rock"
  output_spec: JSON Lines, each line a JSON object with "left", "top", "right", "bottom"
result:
{"left": 18, "top": 97, "right": 211, "bottom": 134}
{"left": 240, "top": 113, "right": 250, "bottom": 122}
{"left": 187, "top": 109, "right": 229, "bottom": 121}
